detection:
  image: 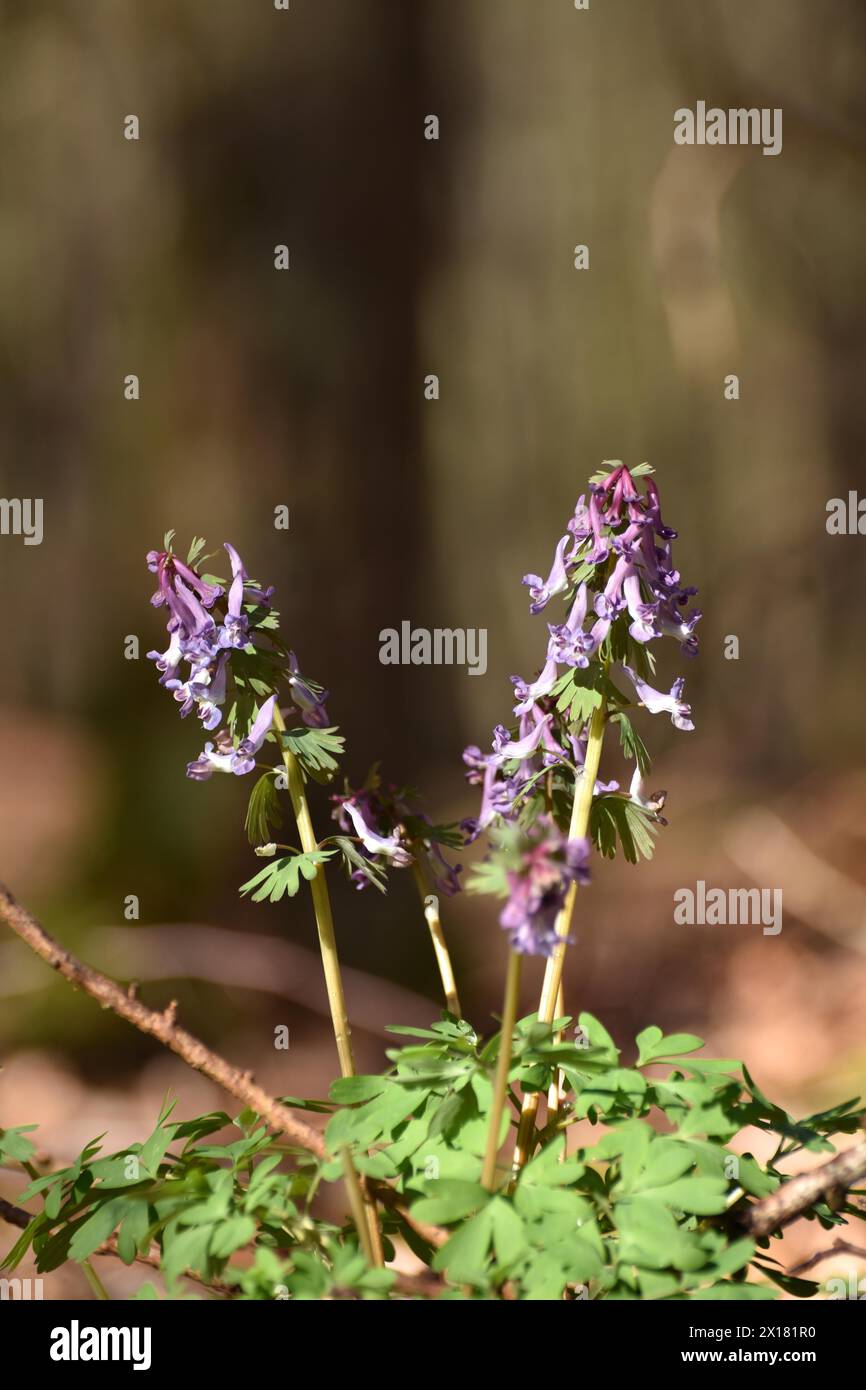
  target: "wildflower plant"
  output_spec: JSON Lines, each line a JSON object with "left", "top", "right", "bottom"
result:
{"left": 2, "top": 465, "right": 865, "bottom": 1303}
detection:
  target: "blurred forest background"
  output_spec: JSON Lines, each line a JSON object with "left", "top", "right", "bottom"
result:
{"left": 1, "top": 0, "right": 866, "bottom": 1293}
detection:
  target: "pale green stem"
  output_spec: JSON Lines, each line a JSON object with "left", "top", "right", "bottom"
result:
{"left": 272, "top": 705, "right": 356, "bottom": 1080}
{"left": 411, "top": 858, "right": 462, "bottom": 1017}
{"left": 271, "top": 704, "right": 383, "bottom": 1266}
{"left": 82, "top": 1259, "right": 111, "bottom": 1300}
{"left": 339, "top": 1146, "right": 375, "bottom": 1265}
{"left": 511, "top": 693, "right": 608, "bottom": 1175}
{"left": 482, "top": 950, "right": 523, "bottom": 1191}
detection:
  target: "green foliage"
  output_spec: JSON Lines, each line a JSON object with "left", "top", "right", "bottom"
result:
{"left": 330, "top": 835, "right": 388, "bottom": 894}
{"left": 610, "top": 711, "right": 652, "bottom": 777}
{"left": 239, "top": 850, "right": 335, "bottom": 903}
{"left": 244, "top": 772, "right": 283, "bottom": 847}
{"left": 3, "top": 1017, "right": 863, "bottom": 1301}
{"left": 279, "top": 726, "right": 345, "bottom": 785}
{"left": 0, "top": 1125, "right": 37, "bottom": 1165}
{"left": 589, "top": 461, "right": 655, "bottom": 485}
{"left": 591, "top": 793, "right": 659, "bottom": 863}
{"left": 551, "top": 666, "right": 603, "bottom": 729}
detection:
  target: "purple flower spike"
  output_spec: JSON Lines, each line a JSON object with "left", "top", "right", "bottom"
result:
{"left": 621, "top": 665, "right": 694, "bottom": 731}
{"left": 499, "top": 818, "right": 591, "bottom": 956}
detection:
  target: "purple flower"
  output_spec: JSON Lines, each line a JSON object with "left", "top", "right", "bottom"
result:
{"left": 341, "top": 797, "right": 413, "bottom": 866}
{"left": 186, "top": 694, "right": 277, "bottom": 780}
{"left": 186, "top": 730, "right": 239, "bottom": 781}
{"left": 629, "top": 767, "right": 668, "bottom": 824}
{"left": 522, "top": 534, "right": 574, "bottom": 615}
{"left": 425, "top": 838, "right": 463, "bottom": 896}
{"left": 147, "top": 550, "right": 222, "bottom": 642}
{"left": 491, "top": 714, "right": 555, "bottom": 765}
{"left": 547, "top": 584, "right": 593, "bottom": 667}
{"left": 656, "top": 606, "right": 702, "bottom": 658}
{"left": 621, "top": 665, "right": 694, "bottom": 731}
{"left": 586, "top": 490, "right": 611, "bottom": 565}
{"left": 461, "top": 750, "right": 522, "bottom": 841}
{"left": 215, "top": 543, "right": 251, "bottom": 651}
{"left": 146, "top": 627, "right": 184, "bottom": 686}
{"left": 499, "top": 818, "right": 591, "bottom": 956}
{"left": 463, "top": 467, "right": 699, "bottom": 861}
{"left": 512, "top": 656, "right": 560, "bottom": 716}
{"left": 286, "top": 652, "right": 330, "bottom": 728}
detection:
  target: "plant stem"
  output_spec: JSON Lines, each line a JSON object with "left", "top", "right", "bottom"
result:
{"left": 547, "top": 983, "right": 565, "bottom": 1140}
{"left": 511, "top": 694, "right": 607, "bottom": 1175}
{"left": 482, "top": 950, "right": 522, "bottom": 1191}
{"left": 339, "top": 1146, "right": 375, "bottom": 1265}
{"left": 411, "top": 858, "right": 462, "bottom": 1017}
{"left": 271, "top": 705, "right": 383, "bottom": 1266}
{"left": 82, "top": 1258, "right": 111, "bottom": 1300}
{"left": 273, "top": 706, "right": 356, "bottom": 1080}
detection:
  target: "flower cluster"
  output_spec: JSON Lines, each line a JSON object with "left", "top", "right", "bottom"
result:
{"left": 498, "top": 818, "right": 590, "bottom": 956}
{"left": 465, "top": 463, "right": 699, "bottom": 953}
{"left": 146, "top": 537, "right": 328, "bottom": 780}
{"left": 331, "top": 775, "right": 463, "bottom": 896}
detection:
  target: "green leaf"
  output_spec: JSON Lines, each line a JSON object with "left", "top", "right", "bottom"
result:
{"left": 591, "top": 794, "right": 659, "bottom": 864}
{"left": 244, "top": 772, "right": 283, "bottom": 847}
{"left": 432, "top": 1206, "right": 494, "bottom": 1283}
{"left": 615, "top": 1199, "right": 705, "bottom": 1272}
{"left": 466, "top": 858, "right": 510, "bottom": 898}
{"left": 488, "top": 1198, "right": 527, "bottom": 1266}
{"left": 519, "top": 1136, "right": 585, "bottom": 1189}
{"left": 753, "top": 1261, "right": 819, "bottom": 1298}
{"left": 325, "top": 1079, "right": 427, "bottom": 1151}
{"left": 410, "top": 1181, "right": 488, "bottom": 1226}
{"left": 161, "top": 1222, "right": 213, "bottom": 1286}
{"left": 331, "top": 836, "right": 387, "bottom": 894}
{"left": 611, "top": 712, "right": 652, "bottom": 776}
{"left": 632, "top": 1175, "right": 729, "bottom": 1215}
{"left": 280, "top": 726, "right": 345, "bottom": 785}
{"left": 0, "top": 1125, "right": 38, "bottom": 1163}
{"left": 68, "top": 1198, "right": 130, "bottom": 1262}
{"left": 239, "top": 850, "right": 335, "bottom": 903}
{"left": 209, "top": 1215, "right": 256, "bottom": 1260}
{"left": 637, "top": 1028, "right": 705, "bottom": 1066}
{"left": 329, "top": 1076, "right": 389, "bottom": 1104}
{"left": 116, "top": 1201, "right": 151, "bottom": 1265}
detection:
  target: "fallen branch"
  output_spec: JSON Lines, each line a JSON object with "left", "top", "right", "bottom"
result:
{"left": 789, "top": 1239, "right": 866, "bottom": 1277}
{"left": 743, "top": 1134, "right": 866, "bottom": 1237}
{"left": 0, "top": 1196, "right": 29, "bottom": 1230}
{"left": 0, "top": 883, "right": 448, "bottom": 1264}
{"left": 0, "top": 883, "right": 325, "bottom": 1157}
